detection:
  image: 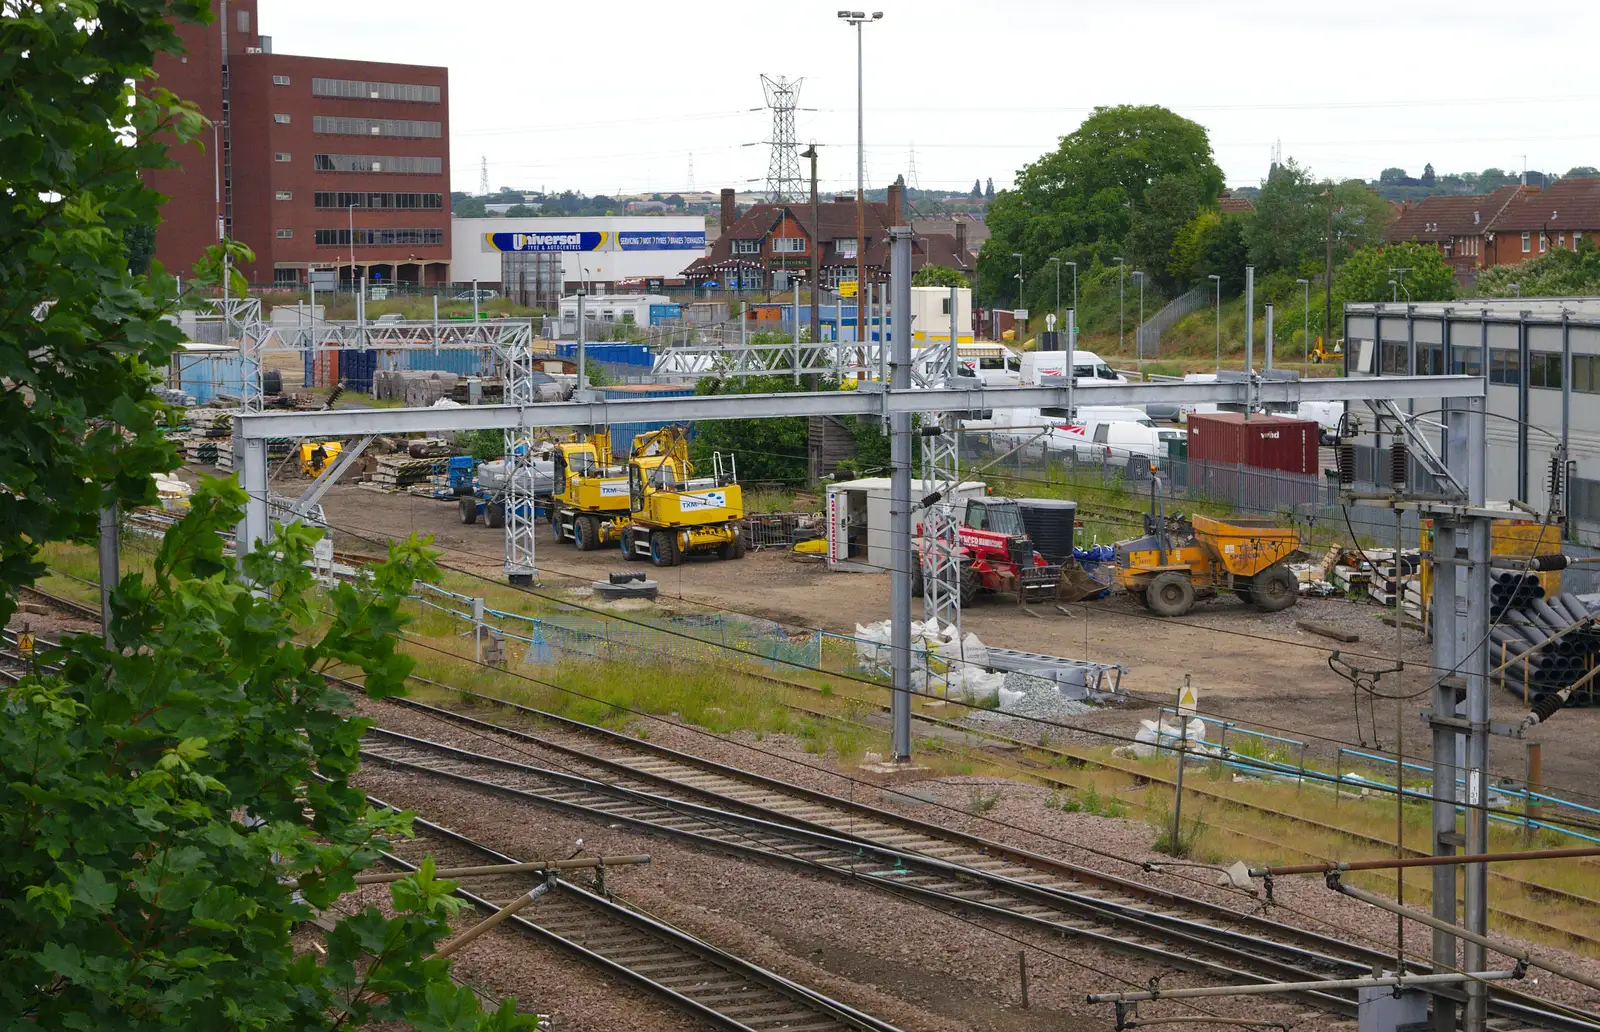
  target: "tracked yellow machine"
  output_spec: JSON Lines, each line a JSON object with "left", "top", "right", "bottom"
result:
{"left": 620, "top": 428, "right": 745, "bottom": 566}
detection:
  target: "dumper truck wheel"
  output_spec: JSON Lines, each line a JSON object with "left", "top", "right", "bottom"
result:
{"left": 575, "top": 514, "right": 600, "bottom": 552}
{"left": 621, "top": 531, "right": 640, "bottom": 561}
{"left": 910, "top": 559, "right": 925, "bottom": 597}
{"left": 460, "top": 496, "right": 477, "bottom": 525}
{"left": 550, "top": 514, "right": 564, "bottom": 542}
{"left": 485, "top": 501, "right": 505, "bottom": 529}
{"left": 1146, "top": 571, "right": 1195, "bottom": 618}
{"left": 1251, "top": 566, "right": 1298, "bottom": 612}
{"left": 649, "top": 529, "right": 680, "bottom": 567}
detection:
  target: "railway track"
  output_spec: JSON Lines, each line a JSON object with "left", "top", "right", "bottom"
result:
{"left": 376, "top": 807, "right": 905, "bottom": 1032}
{"left": 358, "top": 718, "right": 1600, "bottom": 1031}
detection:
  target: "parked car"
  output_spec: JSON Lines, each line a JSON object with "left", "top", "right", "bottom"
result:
{"left": 452, "top": 288, "right": 498, "bottom": 302}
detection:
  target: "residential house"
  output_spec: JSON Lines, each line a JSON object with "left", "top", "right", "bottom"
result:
{"left": 1482, "top": 177, "right": 1600, "bottom": 269}
{"left": 1384, "top": 187, "right": 1519, "bottom": 282}
{"left": 1217, "top": 190, "right": 1255, "bottom": 214}
{"left": 685, "top": 184, "right": 974, "bottom": 292}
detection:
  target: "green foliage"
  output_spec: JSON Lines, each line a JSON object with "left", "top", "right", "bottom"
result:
{"left": 0, "top": 1, "right": 213, "bottom": 627}
{"left": 124, "top": 224, "right": 157, "bottom": 277}
{"left": 463, "top": 430, "right": 505, "bottom": 462}
{"left": 1, "top": 479, "right": 532, "bottom": 1031}
{"left": 504, "top": 204, "right": 536, "bottom": 217}
{"left": 453, "top": 195, "right": 488, "bottom": 217}
{"left": 1335, "top": 242, "right": 1457, "bottom": 305}
{"left": 1244, "top": 162, "right": 1391, "bottom": 277}
{"left": 1477, "top": 242, "right": 1600, "bottom": 297}
{"left": 1171, "top": 212, "right": 1250, "bottom": 295}
{"left": 912, "top": 264, "right": 969, "bottom": 288}
{"left": 690, "top": 358, "right": 812, "bottom": 483}
{"left": 188, "top": 238, "right": 255, "bottom": 301}
{"left": 977, "top": 104, "right": 1220, "bottom": 318}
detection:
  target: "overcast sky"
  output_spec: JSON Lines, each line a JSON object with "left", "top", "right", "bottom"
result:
{"left": 261, "top": 0, "right": 1600, "bottom": 198}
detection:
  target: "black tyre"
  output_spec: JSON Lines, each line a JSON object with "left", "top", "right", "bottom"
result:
{"left": 910, "top": 558, "right": 925, "bottom": 597}
{"left": 732, "top": 530, "right": 746, "bottom": 559}
{"left": 620, "top": 531, "right": 640, "bottom": 561}
{"left": 575, "top": 514, "right": 600, "bottom": 552}
{"left": 1251, "top": 565, "right": 1299, "bottom": 612}
{"left": 649, "top": 529, "right": 680, "bottom": 568}
{"left": 1145, "top": 571, "right": 1195, "bottom": 617}
{"left": 485, "top": 501, "right": 505, "bottom": 529}
{"left": 550, "top": 514, "right": 564, "bottom": 542}
{"left": 1235, "top": 580, "right": 1256, "bottom": 606}
{"left": 459, "top": 496, "right": 477, "bottom": 525}
{"left": 960, "top": 564, "right": 981, "bottom": 605}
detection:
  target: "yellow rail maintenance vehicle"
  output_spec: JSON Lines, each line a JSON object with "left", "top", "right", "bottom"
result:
{"left": 299, "top": 440, "right": 343, "bottom": 478}
{"left": 551, "top": 428, "right": 688, "bottom": 551}
{"left": 620, "top": 434, "right": 746, "bottom": 567}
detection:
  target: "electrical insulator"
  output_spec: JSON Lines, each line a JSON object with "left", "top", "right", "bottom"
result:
{"left": 1336, "top": 444, "right": 1357, "bottom": 486}
{"left": 1531, "top": 690, "right": 1566, "bottom": 723}
{"left": 1390, "top": 440, "right": 1409, "bottom": 493}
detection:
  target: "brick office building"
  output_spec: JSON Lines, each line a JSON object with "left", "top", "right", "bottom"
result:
{"left": 146, "top": 1, "right": 451, "bottom": 287}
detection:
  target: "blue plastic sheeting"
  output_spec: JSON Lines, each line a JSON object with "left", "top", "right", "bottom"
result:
{"left": 173, "top": 349, "right": 247, "bottom": 403}
{"left": 557, "top": 342, "right": 653, "bottom": 368}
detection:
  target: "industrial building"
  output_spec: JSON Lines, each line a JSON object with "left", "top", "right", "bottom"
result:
{"left": 450, "top": 216, "right": 708, "bottom": 296}
{"left": 1344, "top": 297, "right": 1600, "bottom": 542}
{"left": 145, "top": 0, "right": 451, "bottom": 288}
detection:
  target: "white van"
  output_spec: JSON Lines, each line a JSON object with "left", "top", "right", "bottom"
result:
{"left": 1294, "top": 401, "right": 1346, "bottom": 444}
{"left": 1019, "top": 349, "right": 1127, "bottom": 386}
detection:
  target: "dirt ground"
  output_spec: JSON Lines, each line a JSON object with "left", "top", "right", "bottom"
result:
{"left": 295, "top": 474, "right": 1597, "bottom": 804}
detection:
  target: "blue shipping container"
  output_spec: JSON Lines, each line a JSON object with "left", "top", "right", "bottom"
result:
{"left": 341, "top": 350, "right": 377, "bottom": 394}
{"left": 648, "top": 303, "right": 682, "bottom": 325}
{"left": 557, "top": 342, "right": 653, "bottom": 368}
{"left": 600, "top": 386, "right": 696, "bottom": 443}
{"left": 404, "top": 349, "right": 485, "bottom": 376}
{"left": 173, "top": 349, "right": 247, "bottom": 404}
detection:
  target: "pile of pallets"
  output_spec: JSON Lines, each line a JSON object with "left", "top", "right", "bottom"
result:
{"left": 1363, "top": 548, "right": 1423, "bottom": 619}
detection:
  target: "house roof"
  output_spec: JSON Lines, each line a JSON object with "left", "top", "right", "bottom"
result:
{"left": 1218, "top": 195, "right": 1255, "bottom": 214}
{"left": 1487, "top": 179, "right": 1600, "bottom": 232}
{"left": 1384, "top": 186, "right": 1523, "bottom": 243}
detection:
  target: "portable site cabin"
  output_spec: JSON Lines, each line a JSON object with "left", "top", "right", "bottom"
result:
{"left": 824, "top": 477, "right": 988, "bottom": 573}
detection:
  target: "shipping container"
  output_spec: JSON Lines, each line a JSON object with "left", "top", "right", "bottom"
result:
{"left": 557, "top": 342, "right": 654, "bottom": 369}
{"left": 340, "top": 350, "right": 377, "bottom": 394}
{"left": 404, "top": 349, "right": 485, "bottom": 376}
{"left": 601, "top": 384, "right": 697, "bottom": 445}
{"left": 1184, "top": 412, "right": 1319, "bottom": 475}
{"left": 172, "top": 344, "right": 247, "bottom": 404}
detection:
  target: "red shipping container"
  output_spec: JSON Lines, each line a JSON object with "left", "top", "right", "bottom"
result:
{"left": 313, "top": 350, "right": 339, "bottom": 388}
{"left": 1185, "top": 413, "right": 1318, "bottom": 475}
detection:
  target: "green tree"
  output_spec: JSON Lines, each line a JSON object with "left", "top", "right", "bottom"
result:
{"left": 1479, "top": 167, "right": 1517, "bottom": 191}
{"left": 504, "top": 203, "right": 535, "bottom": 217}
{"left": 1478, "top": 243, "right": 1600, "bottom": 297}
{"left": 984, "top": 178, "right": 995, "bottom": 201}
{"left": 1125, "top": 173, "right": 1204, "bottom": 291}
{"left": 189, "top": 238, "right": 255, "bottom": 300}
{"left": 978, "top": 105, "right": 1221, "bottom": 308}
{"left": 1379, "top": 167, "right": 1409, "bottom": 185}
{"left": 690, "top": 363, "right": 811, "bottom": 484}
{"left": 0, "top": 0, "right": 210, "bottom": 626}
{"left": 1334, "top": 242, "right": 1456, "bottom": 306}
{"left": 453, "top": 195, "right": 488, "bottom": 217}
{"left": 912, "top": 264, "right": 969, "bottom": 288}
{"left": 1566, "top": 166, "right": 1600, "bottom": 179}
{"left": 1, "top": 480, "right": 532, "bottom": 1031}
{"left": 1245, "top": 164, "right": 1390, "bottom": 276}
{"left": 124, "top": 224, "right": 157, "bottom": 277}
{"left": 971, "top": 179, "right": 982, "bottom": 199}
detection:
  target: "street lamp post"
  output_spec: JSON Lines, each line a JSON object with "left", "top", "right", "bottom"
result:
{"left": 1113, "top": 257, "right": 1125, "bottom": 352}
{"left": 1133, "top": 270, "right": 1145, "bottom": 358}
{"left": 1388, "top": 278, "right": 1398, "bottom": 302}
{"left": 1207, "top": 274, "right": 1221, "bottom": 372}
{"left": 348, "top": 201, "right": 358, "bottom": 291}
{"left": 1048, "top": 257, "right": 1061, "bottom": 341}
{"left": 1065, "top": 260, "right": 1077, "bottom": 316}
{"left": 839, "top": 11, "right": 883, "bottom": 301}
{"left": 1296, "top": 277, "right": 1311, "bottom": 376}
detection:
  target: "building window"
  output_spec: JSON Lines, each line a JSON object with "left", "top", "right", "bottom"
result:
{"left": 731, "top": 239, "right": 760, "bottom": 255}
{"left": 272, "top": 74, "right": 291, "bottom": 86}
{"left": 274, "top": 152, "right": 291, "bottom": 162}
{"left": 1417, "top": 342, "right": 1444, "bottom": 375}
{"left": 1575, "top": 355, "right": 1599, "bottom": 393}
{"left": 1528, "top": 351, "right": 1563, "bottom": 389}
{"left": 311, "top": 77, "right": 440, "bottom": 103}
{"left": 275, "top": 190, "right": 292, "bottom": 201}
{"left": 312, "top": 115, "right": 440, "bottom": 139}
{"left": 273, "top": 113, "right": 291, "bottom": 124}
{"left": 1452, "top": 346, "right": 1483, "bottom": 377}
{"left": 313, "top": 191, "right": 442, "bottom": 210}
{"left": 313, "top": 227, "right": 445, "bottom": 247}
{"left": 1559, "top": 232, "right": 1567, "bottom": 247}
{"left": 1488, "top": 348, "right": 1521, "bottom": 385}
{"left": 273, "top": 268, "right": 298, "bottom": 285}
{"left": 1522, "top": 232, "right": 1531, "bottom": 253}
{"left": 276, "top": 228, "right": 293, "bottom": 239}
{"left": 1577, "top": 231, "right": 1585, "bottom": 248}
{"left": 312, "top": 153, "right": 442, "bottom": 174}
{"left": 834, "top": 238, "right": 858, "bottom": 258}
{"left": 1379, "top": 341, "right": 1409, "bottom": 375}
{"left": 771, "top": 236, "right": 805, "bottom": 254}
{"left": 1540, "top": 232, "right": 1548, "bottom": 253}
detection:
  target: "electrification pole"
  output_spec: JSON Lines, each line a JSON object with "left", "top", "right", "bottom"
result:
{"left": 1114, "top": 257, "right": 1125, "bottom": 351}
{"left": 802, "top": 143, "right": 821, "bottom": 350}
{"left": 888, "top": 226, "right": 913, "bottom": 762}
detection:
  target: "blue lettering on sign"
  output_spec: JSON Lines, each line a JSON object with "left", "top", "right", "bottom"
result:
{"left": 618, "top": 231, "right": 706, "bottom": 251}
{"left": 484, "top": 231, "right": 606, "bottom": 252}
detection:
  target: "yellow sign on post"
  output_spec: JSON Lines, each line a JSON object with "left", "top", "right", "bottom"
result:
{"left": 1177, "top": 680, "right": 1199, "bottom": 715}
{"left": 17, "top": 631, "right": 34, "bottom": 656}
{"left": 838, "top": 280, "right": 858, "bottom": 299}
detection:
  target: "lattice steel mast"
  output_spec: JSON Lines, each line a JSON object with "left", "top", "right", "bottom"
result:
{"left": 760, "top": 75, "right": 805, "bottom": 203}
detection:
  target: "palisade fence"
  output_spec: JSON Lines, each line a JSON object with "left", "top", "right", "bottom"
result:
{"left": 1135, "top": 285, "right": 1209, "bottom": 358}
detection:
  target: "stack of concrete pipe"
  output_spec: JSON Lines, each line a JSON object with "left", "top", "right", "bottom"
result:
{"left": 1488, "top": 588, "right": 1598, "bottom": 704}
{"left": 1489, "top": 570, "right": 1544, "bottom": 619}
